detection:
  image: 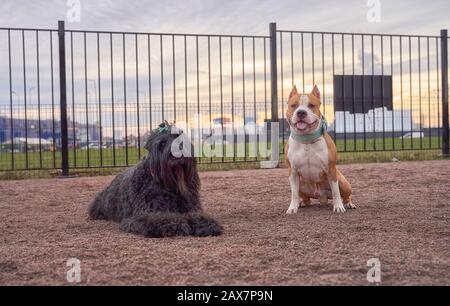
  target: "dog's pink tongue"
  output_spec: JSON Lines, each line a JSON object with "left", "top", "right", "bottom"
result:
{"left": 296, "top": 122, "right": 307, "bottom": 130}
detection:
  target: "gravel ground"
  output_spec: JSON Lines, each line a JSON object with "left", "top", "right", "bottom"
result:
{"left": 0, "top": 160, "right": 449, "bottom": 285}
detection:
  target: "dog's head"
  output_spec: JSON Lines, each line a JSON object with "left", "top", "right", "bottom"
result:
{"left": 144, "top": 122, "right": 199, "bottom": 197}
{"left": 286, "top": 85, "right": 322, "bottom": 135}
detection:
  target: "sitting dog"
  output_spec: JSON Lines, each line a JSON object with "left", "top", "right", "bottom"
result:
{"left": 285, "top": 85, "right": 356, "bottom": 214}
{"left": 88, "top": 122, "right": 223, "bottom": 238}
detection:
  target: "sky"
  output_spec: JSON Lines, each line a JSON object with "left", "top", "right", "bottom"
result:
{"left": 1, "top": 0, "right": 449, "bottom": 37}
{"left": 0, "top": 0, "right": 449, "bottom": 133}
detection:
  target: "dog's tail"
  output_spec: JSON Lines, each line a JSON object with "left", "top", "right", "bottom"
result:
{"left": 119, "top": 212, "right": 223, "bottom": 238}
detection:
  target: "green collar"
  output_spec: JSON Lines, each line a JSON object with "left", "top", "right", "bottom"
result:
{"left": 290, "top": 117, "right": 328, "bottom": 144}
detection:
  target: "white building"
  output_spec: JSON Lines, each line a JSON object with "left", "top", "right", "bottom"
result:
{"left": 333, "top": 107, "right": 414, "bottom": 133}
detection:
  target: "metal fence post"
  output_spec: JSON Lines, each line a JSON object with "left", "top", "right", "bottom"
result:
{"left": 58, "top": 21, "right": 69, "bottom": 176}
{"left": 269, "top": 22, "right": 278, "bottom": 122}
{"left": 441, "top": 29, "right": 449, "bottom": 157}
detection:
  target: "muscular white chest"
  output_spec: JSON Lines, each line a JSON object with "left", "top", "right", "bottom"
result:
{"left": 287, "top": 136, "right": 329, "bottom": 183}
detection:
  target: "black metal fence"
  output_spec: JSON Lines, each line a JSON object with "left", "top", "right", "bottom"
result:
{"left": 0, "top": 21, "right": 448, "bottom": 176}
{"left": 276, "top": 25, "right": 449, "bottom": 155}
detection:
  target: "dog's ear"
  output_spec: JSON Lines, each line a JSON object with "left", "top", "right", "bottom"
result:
{"left": 311, "top": 85, "right": 321, "bottom": 100}
{"left": 144, "top": 133, "right": 155, "bottom": 152}
{"left": 288, "top": 85, "right": 299, "bottom": 103}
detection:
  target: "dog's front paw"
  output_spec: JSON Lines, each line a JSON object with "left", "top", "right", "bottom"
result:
{"left": 333, "top": 200, "right": 346, "bottom": 213}
{"left": 188, "top": 214, "right": 223, "bottom": 237}
{"left": 345, "top": 202, "right": 357, "bottom": 209}
{"left": 286, "top": 201, "right": 300, "bottom": 214}
{"left": 197, "top": 222, "right": 223, "bottom": 237}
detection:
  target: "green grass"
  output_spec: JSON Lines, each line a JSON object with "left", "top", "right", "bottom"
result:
{"left": 334, "top": 135, "right": 441, "bottom": 152}
{"left": 0, "top": 136, "right": 446, "bottom": 179}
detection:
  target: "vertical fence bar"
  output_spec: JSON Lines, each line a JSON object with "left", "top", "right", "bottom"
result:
{"left": 208, "top": 36, "right": 213, "bottom": 163}
{"left": 184, "top": 35, "right": 188, "bottom": 142}
{"left": 160, "top": 35, "right": 164, "bottom": 122}
{"left": 441, "top": 29, "right": 449, "bottom": 156}
{"left": 97, "top": 33, "right": 103, "bottom": 166}
{"left": 427, "top": 37, "right": 432, "bottom": 149}
{"left": 312, "top": 34, "right": 315, "bottom": 85}
{"left": 231, "top": 37, "right": 236, "bottom": 161}
{"left": 22, "top": 30, "right": 29, "bottom": 169}
{"left": 409, "top": 36, "right": 413, "bottom": 149}
{"left": 70, "top": 32, "right": 76, "bottom": 167}
{"left": 58, "top": 21, "right": 69, "bottom": 176}
{"left": 390, "top": 36, "right": 395, "bottom": 150}
{"left": 280, "top": 32, "right": 285, "bottom": 149}
{"left": 381, "top": 36, "right": 385, "bottom": 151}
{"left": 173, "top": 35, "right": 177, "bottom": 124}
{"left": 362, "top": 35, "right": 366, "bottom": 151}
{"left": 352, "top": 34, "right": 356, "bottom": 150}
{"left": 321, "top": 34, "right": 325, "bottom": 118}
{"left": 269, "top": 23, "right": 278, "bottom": 123}
{"left": 8, "top": 30, "right": 14, "bottom": 169}
{"left": 436, "top": 38, "right": 441, "bottom": 148}
{"left": 290, "top": 33, "right": 294, "bottom": 86}
{"left": 418, "top": 37, "right": 422, "bottom": 149}
{"left": 123, "top": 33, "right": 129, "bottom": 165}
{"left": 264, "top": 38, "right": 268, "bottom": 121}
{"left": 331, "top": 34, "right": 335, "bottom": 142}
{"left": 400, "top": 37, "right": 404, "bottom": 150}
{"left": 263, "top": 36, "right": 268, "bottom": 157}
{"left": 253, "top": 37, "right": 257, "bottom": 161}
{"left": 301, "top": 33, "right": 305, "bottom": 92}
{"left": 135, "top": 34, "right": 141, "bottom": 160}
{"left": 371, "top": 35, "right": 376, "bottom": 151}
{"left": 50, "top": 31, "right": 56, "bottom": 169}
{"left": 342, "top": 34, "right": 346, "bottom": 151}
{"left": 196, "top": 36, "right": 200, "bottom": 155}
{"left": 207, "top": 36, "right": 212, "bottom": 163}
{"left": 242, "top": 37, "right": 246, "bottom": 161}
{"left": 36, "top": 31, "right": 43, "bottom": 167}
{"left": 148, "top": 34, "right": 153, "bottom": 133}
{"left": 219, "top": 36, "right": 224, "bottom": 162}
{"left": 84, "top": 32, "right": 90, "bottom": 167}
{"left": 111, "top": 33, "right": 116, "bottom": 166}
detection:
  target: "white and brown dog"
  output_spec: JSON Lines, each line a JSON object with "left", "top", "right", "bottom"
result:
{"left": 285, "top": 85, "right": 355, "bottom": 214}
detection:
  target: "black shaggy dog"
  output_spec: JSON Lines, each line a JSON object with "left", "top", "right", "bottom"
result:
{"left": 88, "top": 122, "right": 223, "bottom": 238}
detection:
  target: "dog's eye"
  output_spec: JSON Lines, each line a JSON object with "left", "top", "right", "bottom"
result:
{"left": 308, "top": 103, "right": 314, "bottom": 109}
{"left": 290, "top": 104, "right": 297, "bottom": 109}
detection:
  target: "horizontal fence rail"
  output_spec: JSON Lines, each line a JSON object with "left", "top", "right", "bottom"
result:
{"left": 0, "top": 21, "right": 448, "bottom": 176}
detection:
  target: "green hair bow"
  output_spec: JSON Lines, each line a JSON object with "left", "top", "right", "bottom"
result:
{"left": 158, "top": 121, "right": 170, "bottom": 134}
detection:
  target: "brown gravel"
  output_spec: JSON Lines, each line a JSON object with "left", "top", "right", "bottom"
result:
{"left": 0, "top": 160, "right": 449, "bottom": 285}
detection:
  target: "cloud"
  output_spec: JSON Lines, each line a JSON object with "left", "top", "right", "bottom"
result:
{"left": 0, "top": 0, "right": 448, "bottom": 126}
{"left": 1, "top": 0, "right": 448, "bottom": 35}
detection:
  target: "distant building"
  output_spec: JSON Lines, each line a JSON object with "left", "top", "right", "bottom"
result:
{"left": 1, "top": 137, "right": 54, "bottom": 152}
{"left": 333, "top": 107, "right": 415, "bottom": 133}
{"left": 0, "top": 116, "right": 61, "bottom": 144}
{"left": 0, "top": 116, "right": 100, "bottom": 148}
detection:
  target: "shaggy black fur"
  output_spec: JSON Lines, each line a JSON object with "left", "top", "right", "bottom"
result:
{"left": 88, "top": 123, "right": 223, "bottom": 238}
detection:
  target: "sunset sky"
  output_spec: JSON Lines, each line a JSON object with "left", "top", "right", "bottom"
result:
{"left": 1, "top": 0, "right": 449, "bottom": 36}
{"left": 0, "top": 0, "right": 449, "bottom": 131}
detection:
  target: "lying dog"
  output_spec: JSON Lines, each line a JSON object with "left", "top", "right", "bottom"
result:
{"left": 88, "top": 122, "right": 223, "bottom": 238}
{"left": 285, "top": 85, "right": 356, "bottom": 214}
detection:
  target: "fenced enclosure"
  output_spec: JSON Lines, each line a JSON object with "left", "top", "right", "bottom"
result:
{"left": 277, "top": 27, "right": 448, "bottom": 156}
{"left": 0, "top": 22, "right": 448, "bottom": 176}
